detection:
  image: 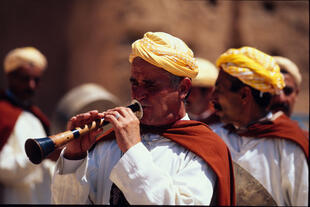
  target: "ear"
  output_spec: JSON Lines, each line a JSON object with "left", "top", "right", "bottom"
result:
{"left": 240, "top": 86, "right": 252, "bottom": 105}
{"left": 178, "top": 77, "right": 192, "bottom": 100}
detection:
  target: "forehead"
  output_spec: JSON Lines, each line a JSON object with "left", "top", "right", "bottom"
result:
{"left": 131, "top": 57, "right": 172, "bottom": 81}
{"left": 216, "top": 69, "right": 233, "bottom": 88}
{"left": 283, "top": 73, "right": 297, "bottom": 87}
{"left": 12, "top": 65, "right": 44, "bottom": 77}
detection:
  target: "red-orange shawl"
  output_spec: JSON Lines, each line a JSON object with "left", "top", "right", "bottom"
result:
{"left": 97, "top": 120, "right": 236, "bottom": 206}
{"left": 237, "top": 113, "right": 309, "bottom": 160}
{"left": 0, "top": 93, "right": 50, "bottom": 152}
{"left": 0, "top": 100, "right": 22, "bottom": 151}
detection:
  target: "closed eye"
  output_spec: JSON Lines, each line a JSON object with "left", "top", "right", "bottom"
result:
{"left": 129, "top": 77, "right": 138, "bottom": 86}
{"left": 143, "top": 80, "right": 156, "bottom": 88}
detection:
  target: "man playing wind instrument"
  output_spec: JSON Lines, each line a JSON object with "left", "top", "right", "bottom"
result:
{"left": 51, "top": 32, "right": 235, "bottom": 205}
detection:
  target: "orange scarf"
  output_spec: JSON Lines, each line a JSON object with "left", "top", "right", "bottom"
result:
{"left": 97, "top": 120, "right": 235, "bottom": 206}
{"left": 0, "top": 91, "right": 50, "bottom": 152}
{"left": 238, "top": 113, "right": 309, "bottom": 160}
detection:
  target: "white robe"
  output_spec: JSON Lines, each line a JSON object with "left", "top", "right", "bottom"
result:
{"left": 210, "top": 113, "right": 308, "bottom": 206}
{"left": 0, "top": 111, "right": 55, "bottom": 204}
{"left": 51, "top": 115, "right": 217, "bottom": 205}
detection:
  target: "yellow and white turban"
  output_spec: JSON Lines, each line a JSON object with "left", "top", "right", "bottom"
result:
{"left": 216, "top": 46, "right": 285, "bottom": 94}
{"left": 192, "top": 57, "right": 219, "bottom": 87}
{"left": 4, "top": 47, "right": 47, "bottom": 74}
{"left": 129, "top": 32, "right": 198, "bottom": 78}
{"left": 273, "top": 56, "right": 301, "bottom": 87}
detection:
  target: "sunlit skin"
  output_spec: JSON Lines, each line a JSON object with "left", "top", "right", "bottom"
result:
{"left": 213, "top": 70, "right": 267, "bottom": 128}
{"left": 7, "top": 65, "right": 43, "bottom": 102}
{"left": 64, "top": 57, "right": 191, "bottom": 159}
{"left": 130, "top": 57, "right": 190, "bottom": 126}
{"left": 270, "top": 73, "right": 299, "bottom": 117}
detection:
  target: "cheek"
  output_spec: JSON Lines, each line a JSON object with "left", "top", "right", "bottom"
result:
{"left": 155, "top": 91, "right": 179, "bottom": 110}
{"left": 190, "top": 92, "right": 203, "bottom": 103}
{"left": 11, "top": 80, "right": 27, "bottom": 90}
{"left": 287, "top": 94, "right": 297, "bottom": 104}
{"left": 218, "top": 94, "right": 229, "bottom": 107}
{"left": 221, "top": 95, "right": 239, "bottom": 111}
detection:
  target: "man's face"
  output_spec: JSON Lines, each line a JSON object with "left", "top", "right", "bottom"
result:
{"left": 186, "top": 86, "right": 214, "bottom": 116}
{"left": 212, "top": 70, "right": 244, "bottom": 126}
{"left": 130, "top": 57, "right": 183, "bottom": 126}
{"left": 270, "top": 73, "right": 299, "bottom": 116}
{"left": 7, "top": 65, "right": 43, "bottom": 101}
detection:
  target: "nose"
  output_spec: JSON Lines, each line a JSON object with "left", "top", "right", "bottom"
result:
{"left": 279, "top": 91, "right": 286, "bottom": 100}
{"left": 132, "top": 86, "right": 147, "bottom": 101}
{"left": 28, "top": 78, "right": 37, "bottom": 90}
{"left": 274, "top": 91, "right": 285, "bottom": 102}
{"left": 211, "top": 89, "right": 218, "bottom": 102}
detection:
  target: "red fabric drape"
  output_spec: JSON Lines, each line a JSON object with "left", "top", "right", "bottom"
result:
{"left": 0, "top": 91, "right": 50, "bottom": 152}
{"left": 97, "top": 120, "right": 235, "bottom": 206}
{"left": 0, "top": 100, "right": 22, "bottom": 151}
{"left": 238, "top": 113, "right": 309, "bottom": 160}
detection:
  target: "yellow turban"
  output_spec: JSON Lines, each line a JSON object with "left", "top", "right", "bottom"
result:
{"left": 273, "top": 56, "right": 301, "bottom": 87}
{"left": 4, "top": 47, "right": 47, "bottom": 74}
{"left": 192, "top": 57, "right": 219, "bottom": 87}
{"left": 129, "top": 32, "right": 198, "bottom": 78}
{"left": 216, "top": 46, "right": 285, "bottom": 94}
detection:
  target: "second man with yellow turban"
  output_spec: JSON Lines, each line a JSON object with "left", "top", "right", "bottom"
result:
{"left": 211, "top": 46, "right": 308, "bottom": 206}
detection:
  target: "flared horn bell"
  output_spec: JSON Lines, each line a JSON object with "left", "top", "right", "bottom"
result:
{"left": 25, "top": 137, "right": 55, "bottom": 164}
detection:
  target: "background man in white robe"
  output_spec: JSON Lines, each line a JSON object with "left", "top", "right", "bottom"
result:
{"left": 211, "top": 46, "right": 308, "bottom": 206}
{"left": 0, "top": 47, "right": 56, "bottom": 204}
{"left": 270, "top": 56, "right": 308, "bottom": 136}
{"left": 270, "top": 56, "right": 302, "bottom": 118}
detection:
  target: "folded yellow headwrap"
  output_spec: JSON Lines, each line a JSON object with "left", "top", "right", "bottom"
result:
{"left": 129, "top": 32, "right": 198, "bottom": 78}
{"left": 216, "top": 46, "right": 284, "bottom": 94}
{"left": 192, "top": 57, "right": 218, "bottom": 87}
{"left": 4, "top": 47, "right": 47, "bottom": 74}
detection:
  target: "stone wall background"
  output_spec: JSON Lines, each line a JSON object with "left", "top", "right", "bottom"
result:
{"left": 0, "top": 0, "right": 308, "bottom": 127}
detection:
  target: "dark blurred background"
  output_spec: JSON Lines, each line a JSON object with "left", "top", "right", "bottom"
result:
{"left": 0, "top": 0, "right": 308, "bottom": 129}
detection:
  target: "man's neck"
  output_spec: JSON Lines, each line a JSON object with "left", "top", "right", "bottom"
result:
{"left": 140, "top": 113, "right": 190, "bottom": 134}
{"left": 235, "top": 104, "right": 269, "bottom": 130}
{"left": 5, "top": 89, "right": 31, "bottom": 109}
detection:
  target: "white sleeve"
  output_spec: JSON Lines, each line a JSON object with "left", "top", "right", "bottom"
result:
{"left": 280, "top": 140, "right": 308, "bottom": 206}
{"left": 109, "top": 142, "right": 216, "bottom": 205}
{"left": 51, "top": 149, "right": 91, "bottom": 204}
{"left": 0, "top": 111, "right": 52, "bottom": 186}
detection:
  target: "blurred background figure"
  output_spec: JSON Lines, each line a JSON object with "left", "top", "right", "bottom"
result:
{"left": 270, "top": 56, "right": 308, "bottom": 133}
{"left": 51, "top": 83, "right": 120, "bottom": 134}
{"left": 270, "top": 56, "right": 301, "bottom": 117}
{"left": 0, "top": 47, "right": 55, "bottom": 204}
{"left": 186, "top": 57, "right": 220, "bottom": 125}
